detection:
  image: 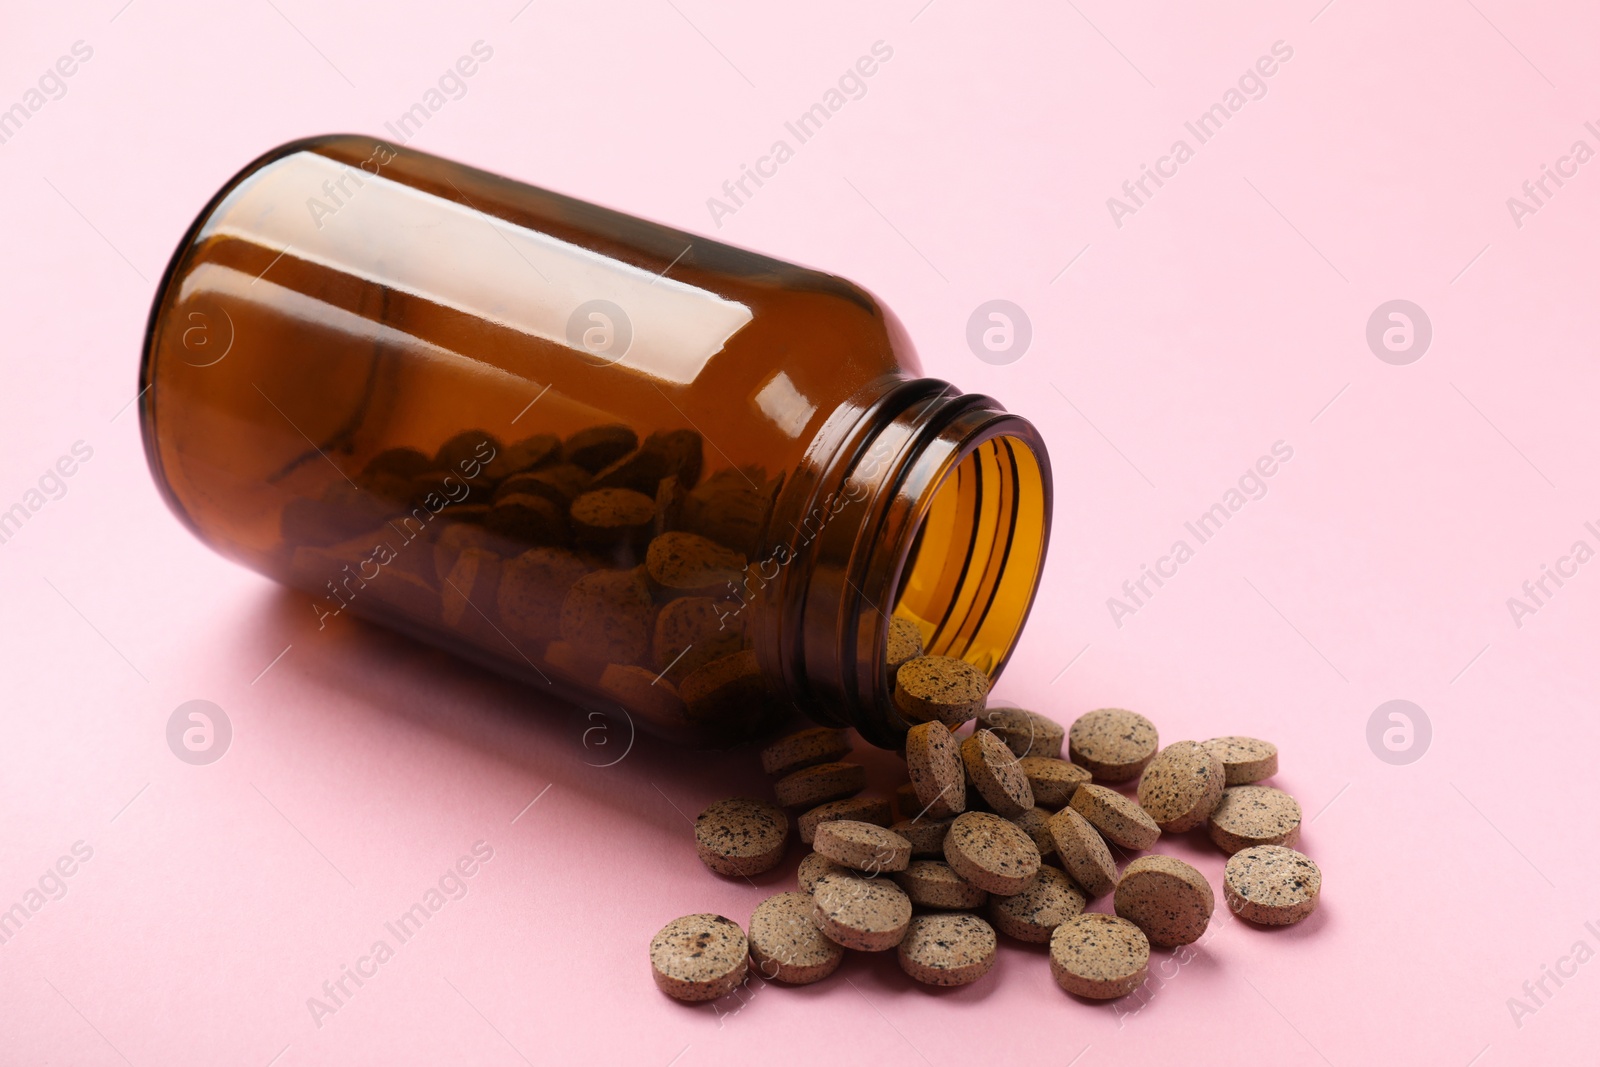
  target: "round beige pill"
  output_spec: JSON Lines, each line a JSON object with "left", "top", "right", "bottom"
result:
{"left": 813, "top": 821, "right": 912, "bottom": 874}
{"left": 1114, "top": 855, "right": 1214, "bottom": 948}
{"left": 650, "top": 913, "right": 749, "bottom": 1002}
{"left": 961, "top": 729, "right": 1034, "bottom": 817}
{"left": 797, "top": 851, "right": 851, "bottom": 895}
{"left": 886, "top": 616, "right": 925, "bottom": 677}
{"left": 1019, "top": 756, "right": 1092, "bottom": 810}
{"left": 694, "top": 798, "right": 789, "bottom": 877}
{"left": 679, "top": 650, "right": 771, "bottom": 729}
{"left": 893, "top": 860, "right": 989, "bottom": 910}
{"left": 1203, "top": 735, "right": 1279, "bottom": 784}
{"left": 977, "top": 706, "right": 1066, "bottom": 759}
{"left": 747, "top": 892, "right": 845, "bottom": 985}
{"left": 904, "top": 720, "right": 967, "bottom": 819}
{"left": 1068, "top": 709, "right": 1159, "bottom": 782}
{"left": 1208, "top": 786, "right": 1302, "bottom": 855}
{"left": 1223, "top": 845, "right": 1321, "bottom": 926}
{"left": 811, "top": 871, "right": 914, "bottom": 951}
{"left": 893, "top": 781, "right": 920, "bottom": 819}
{"left": 1136, "top": 741, "right": 1226, "bottom": 832}
{"left": 891, "top": 816, "right": 955, "bottom": 858}
{"left": 943, "top": 811, "right": 1041, "bottom": 896}
{"left": 897, "top": 913, "right": 997, "bottom": 987}
{"left": 894, "top": 655, "right": 990, "bottom": 727}
{"left": 1070, "top": 784, "right": 1161, "bottom": 851}
{"left": 797, "top": 796, "right": 893, "bottom": 845}
{"left": 559, "top": 567, "right": 654, "bottom": 662}
{"left": 1049, "top": 913, "right": 1150, "bottom": 1000}
{"left": 1045, "top": 806, "right": 1117, "bottom": 898}
{"left": 773, "top": 761, "right": 866, "bottom": 808}
{"left": 1009, "top": 806, "right": 1056, "bottom": 860}
{"left": 987, "top": 865, "right": 1086, "bottom": 943}
{"left": 760, "top": 727, "right": 852, "bottom": 777}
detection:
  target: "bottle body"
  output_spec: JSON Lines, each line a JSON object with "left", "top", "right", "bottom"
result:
{"left": 141, "top": 135, "right": 1051, "bottom": 746}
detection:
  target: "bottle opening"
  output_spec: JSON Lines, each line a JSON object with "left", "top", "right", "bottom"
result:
{"left": 892, "top": 433, "right": 1049, "bottom": 676}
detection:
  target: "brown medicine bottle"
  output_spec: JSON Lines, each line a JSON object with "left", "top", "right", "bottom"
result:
{"left": 140, "top": 135, "right": 1052, "bottom": 748}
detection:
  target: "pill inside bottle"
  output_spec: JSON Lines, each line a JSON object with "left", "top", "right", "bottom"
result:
{"left": 140, "top": 135, "right": 1052, "bottom": 746}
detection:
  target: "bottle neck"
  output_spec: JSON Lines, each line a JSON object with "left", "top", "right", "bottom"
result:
{"left": 755, "top": 376, "right": 1053, "bottom": 748}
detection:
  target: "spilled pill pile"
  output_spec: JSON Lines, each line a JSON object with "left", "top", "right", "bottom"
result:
{"left": 649, "top": 651, "right": 1322, "bottom": 1004}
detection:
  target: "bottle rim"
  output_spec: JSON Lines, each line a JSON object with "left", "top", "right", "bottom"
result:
{"left": 767, "top": 376, "right": 1053, "bottom": 747}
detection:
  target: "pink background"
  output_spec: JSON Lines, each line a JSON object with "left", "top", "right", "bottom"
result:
{"left": 3, "top": 1, "right": 1596, "bottom": 1063}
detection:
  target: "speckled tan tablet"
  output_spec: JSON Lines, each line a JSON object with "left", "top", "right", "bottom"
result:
{"left": 1049, "top": 913, "right": 1150, "bottom": 1000}
{"left": 440, "top": 547, "right": 500, "bottom": 638}
{"left": 797, "top": 796, "right": 892, "bottom": 845}
{"left": 886, "top": 616, "right": 924, "bottom": 677}
{"left": 679, "top": 650, "right": 770, "bottom": 728}
{"left": 747, "top": 892, "right": 844, "bottom": 985}
{"left": 570, "top": 487, "right": 657, "bottom": 549}
{"left": 1136, "top": 741, "right": 1226, "bottom": 832}
{"left": 892, "top": 860, "right": 989, "bottom": 910}
{"left": 943, "top": 811, "right": 1041, "bottom": 896}
{"left": 960, "top": 729, "right": 1034, "bottom": 817}
{"left": 813, "top": 821, "right": 912, "bottom": 874}
{"left": 897, "top": 913, "right": 997, "bottom": 987}
{"left": 773, "top": 761, "right": 866, "bottom": 808}
{"left": 811, "top": 871, "right": 913, "bottom": 951}
{"left": 1208, "top": 786, "right": 1302, "bottom": 855}
{"left": 1070, "top": 784, "right": 1161, "bottom": 851}
{"left": 1019, "top": 756, "right": 1092, "bottom": 810}
{"left": 650, "top": 913, "right": 748, "bottom": 1002}
{"left": 1045, "top": 806, "right": 1117, "bottom": 898}
{"left": 894, "top": 655, "right": 990, "bottom": 727}
{"left": 497, "top": 548, "right": 589, "bottom": 643}
{"left": 645, "top": 531, "right": 747, "bottom": 598}
{"left": 797, "top": 851, "right": 851, "bottom": 895}
{"left": 1068, "top": 709, "right": 1159, "bottom": 782}
{"left": 1114, "top": 855, "right": 1215, "bottom": 948}
{"left": 564, "top": 424, "right": 638, "bottom": 472}
{"left": 485, "top": 491, "right": 567, "bottom": 546}
{"left": 652, "top": 596, "right": 743, "bottom": 685}
{"left": 559, "top": 567, "right": 654, "bottom": 662}
{"left": 1223, "top": 845, "right": 1321, "bottom": 926}
{"left": 496, "top": 462, "right": 590, "bottom": 509}
{"left": 761, "top": 727, "right": 852, "bottom": 777}
{"left": 598, "top": 664, "right": 687, "bottom": 729}
{"left": 1008, "top": 806, "right": 1057, "bottom": 860}
{"left": 694, "top": 798, "right": 789, "bottom": 877}
{"left": 1203, "top": 736, "right": 1279, "bottom": 785}
{"left": 893, "top": 781, "right": 921, "bottom": 819}
{"left": 890, "top": 816, "right": 955, "bottom": 858}
{"left": 978, "top": 707, "right": 1066, "bottom": 760}
{"left": 904, "top": 720, "right": 967, "bottom": 819}
{"left": 987, "top": 865, "right": 1085, "bottom": 943}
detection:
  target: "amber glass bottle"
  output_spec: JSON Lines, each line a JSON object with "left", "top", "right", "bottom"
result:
{"left": 141, "top": 135, "right": 1051, "bottom": 747}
